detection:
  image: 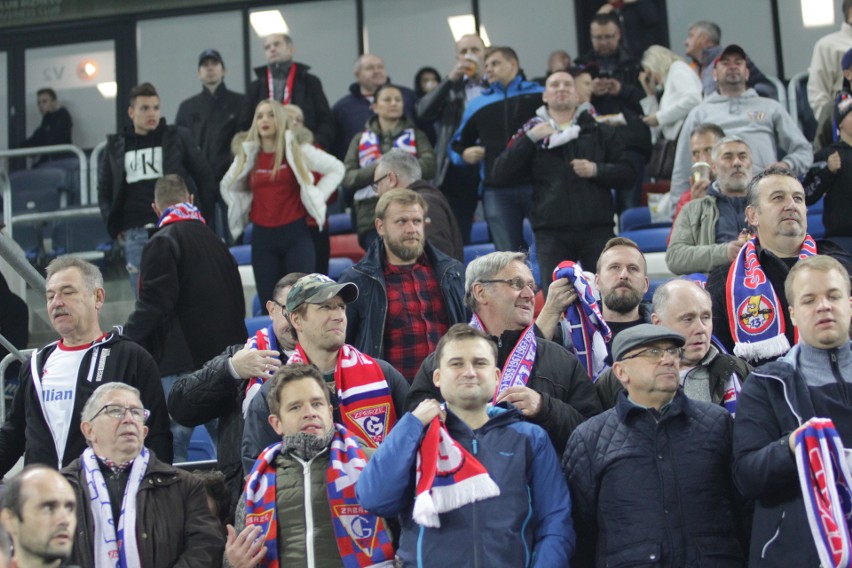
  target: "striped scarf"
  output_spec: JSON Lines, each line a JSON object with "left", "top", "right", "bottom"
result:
{"left": 245, "top": 425, "right": 395, "bottom": 567}
{"left": 157, "top": 202, "right": 206, "bottom": 228}
{"left": 553, "top": 261, "right": 611, "bottom": 380}
{"left": 288, "top": 344, "right": 397, "bottom": 447}
{"left": 469, "top": 314, "right": 536, "bottom": 402}
{"left": 725, "top": 235, "right": 817, "bottom": 362}
{"left": 413, "top": 416, "right": 500, "bottom": 528}
{"left": 243, "top": 324, "right": 280, "bottom": 418}
{"left": 354, "top": 128, "right": 417, "bottom": 201}
{"left": 795, "top": 418, "right": 852, "bottom": 567}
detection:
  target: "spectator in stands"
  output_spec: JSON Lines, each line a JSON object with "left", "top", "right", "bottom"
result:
{"left": 192, "top": 469, "right": 231, "bottom": 530}
{"left": 0, "top": 466, "right": 76, "bottom": 568}
{"left": 416, "top": 33, "right": 488, "bottom": 245}
{"left": 169, "top": 272, "right": 304, "bottom": 512}
{"left": 667, "top": 136, "right": 754, "bottom": 275}
{"left": 230, "top": 364, "right": 393, "bottom": 568}
{"left": 242, "top": 273, "right": 410, "bottom": 470}
{"left": 671, "top": 122, "right": 725, "bottom": 221}
{"left": 707, "top": 167, "right": 852, "bottom": 365}
{"left": 564, "top": 324, "right": 745, "bottom": 567}
{"left": 62, "top": 383, "right": 223, "bottom": 567}
{"left": 406, "top": 251, "right": 601, "bottom": 453}
{"left": 414, "top": 66, "right": 441, "bottom": 99}
{"left": 0, "top": 272, "right": 28, "bottom": 388}
{"left": 683, "top": 20, "right": 778, "bottom": 98}
{"left": 807, "top": 0, "right": 852, "bottom": 124}
{"left": 98, "top": 82, "right": 218, "bottom": 296}
{"left": 597, "top": 0, "right": 666, "bottom": 59}
{"left": 536, "top": 237, "right": 653, "bottom": 365}
{"left": 123, "top": 175, "right": 246, "bottom": 462}
{"left": 804, "top": 92, "right": 852, "bottom": 253}
{"left": 670, "top": 45, "right": 813, "bottom": 210}
{"left": 814, "top": 48, "right": 852, "bottom": 150}
{"left": 491, "top": 70, "right": 635, "bottom": 283}
{"left": 332, "top": 53, "right": 417, "bottom": 160}
{"left": 449, "top": 46, "right": 543, "bottom": 252}
{"left": 571, "top": 64, "right": 596, "bottom": 104}
{"left": 239, "top": 33, "right": 334, "bottom": 149}
{"left": 359, "top": 324, "right": 575, "bottom": 566}
{"left": 372, "top": 149, "right": 463, "bottom": 260}
{"left": 20, "top": 88, "right": 72, "bottom": 162}
{"left": 175, "top": 49, "right": 246, "bottom": 182}
{"left": 532, "top": 49, "right": 573, "bottom": 84}
{"left": 575, "top": 12, "right": 651, "bottom": 211}
{"left": 338, "top": 189, "right": 466, "bottom": 382}
{"left": 221, "top": 99, "right": 343, "bottom": 312}
{"left": 342, "top": 84, "right": 435, "bottom": 250}
{"left": 0, "top": 257, "right": 172, "bottom": 477}
{"left": 596, "top": 279, "right": 751, "bottom": 410}
{"left": 638, "top": 45, "right": 702, "bottom": 144}
{"left": 733, "top": 255, "right": 852, "bottom": 567}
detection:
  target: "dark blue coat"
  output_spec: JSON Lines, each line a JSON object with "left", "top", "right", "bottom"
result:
{"left": 564, "top": 390, "right": 745, "bottom": 567}
{"left": 357, "top": 406, "right": 575, "bottom": 567}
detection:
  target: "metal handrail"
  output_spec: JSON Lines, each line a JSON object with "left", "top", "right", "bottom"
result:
{"left": 787, "top": 70, "right": 809, "bottom": 128}
{"left": 0, "top": 231, "right": 46, "bottom": 298}
{"left": 89, "top": 140, "right": 106, "bottom": 205}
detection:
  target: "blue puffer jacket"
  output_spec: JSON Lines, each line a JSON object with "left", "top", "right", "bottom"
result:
{"left": 733, "top": 343, "right": 852, "bottom": 567}
{"left": 337, "top": 240, "right": 466, "bottom": 361}
{"left": 356, "top": 405, "right": 574, "bottom": 567}
{"left": 564, "top": 390, "right": 745, "bottom": 567}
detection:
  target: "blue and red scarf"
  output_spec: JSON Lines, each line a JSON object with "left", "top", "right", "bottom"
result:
{"left": 795, "top": 418, "right": 852, "bottom": 568}
{"left": 469, "top": 314, "right": 536, "bottom": 402}
{"left": 413, "top": 416, "right": 500, "bottom": 528}
{"left": 243, "top": 324, "right": 280, "bottom": 417}
{"left": 245, "top": 425, "right": 395, "bottom": 567}
{"left": 288, "top": 344, "right": 397, "bottom": 448}
{"left": 553, "top": 261, "right": 611, "bottom": 381}
{"left": 157, "top": 201, "right": 206, "bottom": 228}
{"left": 357, "top": 128, "right": 417, "bottom": 168}
{"left": 725, "top": 235, "right": 817, "bottom": 362}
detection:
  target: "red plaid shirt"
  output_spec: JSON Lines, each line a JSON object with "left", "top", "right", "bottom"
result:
{"left": 383, "top": 254, "right": 449, "bottom": 382}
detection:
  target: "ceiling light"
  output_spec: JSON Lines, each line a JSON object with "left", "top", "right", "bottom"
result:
{"left": 77, "top": 60, "right": 98, "bottom": 80}
{"left": 96, "top": 82, "right": 117, "bottom": 99}
{"left": 802, "top": 0, "right": 835, "bottom": 27}
{"left": 250, "top": 10, "right": 289, "bottom": 37}
{"left": 447, "top": 15, "right": 491, "bottom": 46}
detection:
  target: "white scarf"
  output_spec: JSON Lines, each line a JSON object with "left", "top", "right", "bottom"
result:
{"left": 82, "top": 447, "right": 149, "bottom": 568}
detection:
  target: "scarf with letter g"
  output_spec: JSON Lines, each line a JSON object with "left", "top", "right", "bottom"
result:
{"left": 413, "top": 416, "right": 500, "bottom": 528}
{"left": 245, "top": 425, "right": 395, "bottom": 567}
{"left": 288, "top": 344, "right": 397, "bottom": 448}
{"left": 795, "top": 418, "right": 852, "bottom": 568}
{"left": 725, "top": 235, "right": 816, "bottom": 362}
{"left": 553, "top": 261, "right": 611, "bottom": 380}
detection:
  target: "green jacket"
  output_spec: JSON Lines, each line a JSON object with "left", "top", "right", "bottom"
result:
{"left": 666, "top": 195, "right": 730, "bottom": 275}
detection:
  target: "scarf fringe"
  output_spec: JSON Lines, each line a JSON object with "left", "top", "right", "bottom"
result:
{"left": 732, "top": 334, "right": 790, "bottom": 363}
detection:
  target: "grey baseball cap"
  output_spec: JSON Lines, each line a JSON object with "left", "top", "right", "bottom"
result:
{"left": 612, "top": 324, "right": 685, "bottom": 362}
{"left": 285, "top": 273, "right": 358, "bottom": 312}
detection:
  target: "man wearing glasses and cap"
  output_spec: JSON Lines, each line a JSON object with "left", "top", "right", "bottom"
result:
{"left": 242, "top": 273, "right": 409, "bottom": 471}
{"left": 563, "top": 324, "right": 745, "bottom": 566}
{"left": 61, "top": 383, "right": 223, "bottom": 567}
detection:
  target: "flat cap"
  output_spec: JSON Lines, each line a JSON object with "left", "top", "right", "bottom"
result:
{"left": 612, "top": 324, "right": 685, "bottom": 362}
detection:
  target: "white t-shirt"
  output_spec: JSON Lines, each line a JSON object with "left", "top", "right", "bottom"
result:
{"left": 39, "top": 341, "right": 90, "bottom": 463}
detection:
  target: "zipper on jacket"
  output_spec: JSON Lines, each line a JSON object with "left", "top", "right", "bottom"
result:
{"left": 472, "top": 431, "right": 480, "bottom": 568}
{"left": 296, "top": 457, "right": 316, "bottom": 568}
{"left": 830, "top": 351, "right": 849, "bottom": 407}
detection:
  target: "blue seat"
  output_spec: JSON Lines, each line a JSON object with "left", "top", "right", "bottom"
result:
{"left": 245, "top": 315, "right": 271, "bottom": 335}
{"left": 470, "top": 220, "right": 490, "bottom": 244}
{"left": 619, "top": 228, "right": 670, "bottom": 253}
{"left": 464, "top": 243, "right": 496, "bottom": 266}
{"left": 230, "top": 244, "right": 252, "bottom": 265}
{"left": 644, "top": 277, "right": 671, "bottom": 303}
{"left": 51, "top": 213, "right": 112, "bottom": 257}
{"left": 327, "top": 212, "right": 353, "bottom": 235}
{"left": 523, "top": 218, "right": 535, "bottom": 249}
{"left": 243, "top": 223, "right": 254, "bottom": 245}
{"left": 8, "top": 168, "right": 66, "bottom": 214}
{"left": 186, "top": 427, "right": 216, "bottom": 462}
{"left": 251, "top": 295, "right": 262, "bottom": 317}
{"left": 36, "top": 158, "right": 81, "bottom": 205}
{"left": 809, "top": 196, "right": 824, "bottom": 215}
{"left": 808, "top": 215, "right": 826, "bottom": 239}
{"left": 12, "top": 222, "right": 45, "bottom": 262}
{"left": 329, "top": 257, "right": 354, "bottom": 280}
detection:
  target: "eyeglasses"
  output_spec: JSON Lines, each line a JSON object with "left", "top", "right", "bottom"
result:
{"left": 371, "top": 173, "right": 389, "bottom": 191}
{"left": 620, "top": 346, "right": 683, "bottom": 362}
{"left": 271, "top": 300, "right": 287, "bottom": 314}
{"left": 90, "top": 404, "right": 150, "bottom": 423}
{"left": 480, "top": 278, "right": 539, "bottom": 293}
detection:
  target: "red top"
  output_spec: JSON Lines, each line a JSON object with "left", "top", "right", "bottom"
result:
{"left": 249, "top": 152, "right": 308, "bottom": 228}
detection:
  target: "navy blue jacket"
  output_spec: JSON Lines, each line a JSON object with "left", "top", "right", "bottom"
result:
{"left": 357, "top": 406, "right": 575, "bottom": 567}
{"left": 337, "top": 240, "right": 466, "bottom": 362}
{"left": 564, "top": 390, "right": 745, "bottom": 567}
{"left": 733, "top": 343, "right": 852, "bottom": 566}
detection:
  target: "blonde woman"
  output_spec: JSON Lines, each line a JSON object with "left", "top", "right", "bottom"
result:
{"left": 221, "top": 99, "right": 343, "bottom": 311}
{"left": 639, "top": 45, "right": 703, "bottom": 143}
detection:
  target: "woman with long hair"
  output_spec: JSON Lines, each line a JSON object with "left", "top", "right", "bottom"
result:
{"left": 221, "top": 99, "right": 343, "bottom": 312}
{"left": 342, "top": 83, "right": 435, "bottom": 250}
{"left": 638, "top": 44, "right": 703, "bottom": 143}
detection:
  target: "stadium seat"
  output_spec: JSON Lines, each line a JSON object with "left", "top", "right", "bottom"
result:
{"left": 186, "top": 427, "right": 216, "bottom": 462}
{"left": 36, "top": 157, "right": 81, "bottom": 205}
{"left": 245, "top": 314, "right": 271, "bottom": 335}
{"left": 788, "top": 71, "right": 817, "bottom": 140}
{"left": 329, "top": 257, "right": 354, "bottom": 280}
{"left": 620, "top": 207, "right": 651, "bottom": 232}
{"left": 808, "top": 214, "right": 826, "bottom": 239}
{"left": 644, "top": 278, "right": 669, "bottom": 303}
{"left": 329, "top": 233, "right": 365, "bottom": 262}
{"left": 51, "top": 213, "right": 112, "bottom": 264}
{"left": 470, "top": 220, "right": 490, "bottom": 244}
{"left": 230, "top": 244, "right": 251, "bottom": 266}
{"left": 619, "top": 228, "right": 670, "bottom": 253}
{"left": 327, "top": 212, "right": 353, "bottom": 235}
{"left": 809, "top": 196, "right": 824, "bottom": 215}
{"left": 523, "top": 218, "right": 535, "bottom": 249}
{"left": 9, "top": 168, "right": 66, "bottom": 214}
{"left": 243, "top": 223, "right": 254, "bottom": 245}
{"left": 464, "top": 243, "right": 496, "bottom": 266}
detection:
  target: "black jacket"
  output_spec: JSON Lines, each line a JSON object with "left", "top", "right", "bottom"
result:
{"left": 564, "top": 390, "right": 745, "bottom": 567}
{"left": 803, "top": 141, "right": 852, "bottom": 237}
{"left": 21, "top": 107, "right": 72, "bottom": 148}
{"left": 407, "top": 179, "right": 464, "bottom": 261}
{"left": 175, "top": 82, "right": 246, "bottom": 181}
{"left": 62, "top": 451, "right": 224, "bottom": 568}
{"left": 337, "top": 240, "right": 466, "bottom": 360}
{"left": 240, "top": 62, "right": 335, "bottom": 149}
{"left": 0, "top": 331, "right": 173, "bottom": 476}
{"left": 407, "top": 329, "right": 601, "bottom": 454}
{"left": 97, "top": 119, "right": 218, "bottom": 238}
{"left": 123, "top": 218, "right": 246, "bottom": 376}
{"left": 491, "top": 109, "right": 636, "bottom": 231}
